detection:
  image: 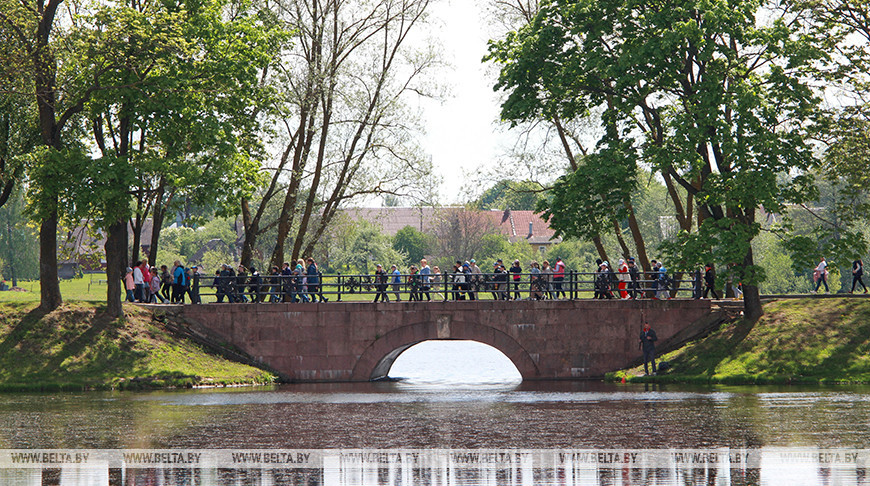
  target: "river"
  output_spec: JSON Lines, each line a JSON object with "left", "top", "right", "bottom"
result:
{"left": 0, "top": 341, "right": 869, "bottom": 485}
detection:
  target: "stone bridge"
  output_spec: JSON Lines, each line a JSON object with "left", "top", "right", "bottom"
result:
{"left": 174, "top": 299, "right": 718, "bottom": 382}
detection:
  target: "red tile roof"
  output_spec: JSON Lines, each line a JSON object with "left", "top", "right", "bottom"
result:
{"left": 341, "top": 207, "right": 560, "bottom": 244}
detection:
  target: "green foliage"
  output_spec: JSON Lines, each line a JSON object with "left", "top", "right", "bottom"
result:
{"left": 0, "top": 188, "right": 39, "bottom": 281}
{"left": 487, "top": 0, "right": 836, "bottom": 301}
{"left": 472, "top": 179, "right": 544, "bottom": 211}
{"left": 543, "top": 239, "right": 601, "bottom": 273}
{"left": 158, "top": 218, "right": 237, "bottom": 260}
{"left": 392, "top": 226, "right": 431, "bottom": 265}
{"left": 753, "top": 231, "right": 808, "bottom": 294}
{"left": 199, "top": 249, "right": 236, "bottom": 275}
{"left": 328, "top": 220, "right": 406, "bottom": 274}
{"left": 537, "top": 141, "right": 638, "bottom": 242}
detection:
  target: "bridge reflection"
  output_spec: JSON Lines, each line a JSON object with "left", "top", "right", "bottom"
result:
{"left": 15, "top": 448, "right": 869, "bottom": 485}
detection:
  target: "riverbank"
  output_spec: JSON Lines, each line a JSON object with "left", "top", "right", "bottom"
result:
{"left": 611, "top": 297, "right": 870, "bottom": 384}
{"left": 0, "top": 302, "right": 275, "bottom": 391}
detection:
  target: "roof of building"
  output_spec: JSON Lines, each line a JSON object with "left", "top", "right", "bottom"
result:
{"left": 341, "top": 207, "right": 561, "bottom": 244}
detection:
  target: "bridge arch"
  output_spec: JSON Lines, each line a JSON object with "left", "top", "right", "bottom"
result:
{"left": 351, "top": 320, "right": 540, "bottom": 381}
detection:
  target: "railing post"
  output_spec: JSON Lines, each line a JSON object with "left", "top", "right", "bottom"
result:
{"left": 337, "top": 272, "right": 342, "bottom": 302}
{"left": 569, "top": 270, "right": 575, "bottom": 300}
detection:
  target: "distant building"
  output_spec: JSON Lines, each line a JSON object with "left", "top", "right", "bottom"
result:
{"left": 341, "top": 207, "right": 562, "bottom": 252}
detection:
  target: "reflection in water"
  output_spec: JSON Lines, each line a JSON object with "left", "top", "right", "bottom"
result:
{"left": 6, "top": 448, "right": 870, "bottom": 485}
{"left": 388, "top": 341, "right": 522, "bottom": 385}
{"left": 2, "top": 342, "right": 870, "bottom": 484}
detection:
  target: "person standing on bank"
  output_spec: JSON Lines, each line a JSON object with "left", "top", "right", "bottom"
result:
{"left": 639, "top": 322, "right": 658, "bottom": 376}
{"left": 852, "top": 259, "right": 867, "bottom": 294}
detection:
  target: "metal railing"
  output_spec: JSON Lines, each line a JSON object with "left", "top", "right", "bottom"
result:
{"left": 145, "top": 270, "right": 702, "bottom": 304}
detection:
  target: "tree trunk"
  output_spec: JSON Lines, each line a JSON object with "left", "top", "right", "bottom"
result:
{"left": 742, "top": 246, "right": 763, "bottom": 321}
{"left": 105, "top": 219, "right": 127, "bottom": 318}
{"left": 148, "top": 177, "right": 166, "bottom": 265}
{"left": 624, "top": 199, "right": 651, "bottom": 272}
{"left": 5, "top": 219, "right": 17, "bottom": 287}
{"left": 149, "top": 207, "right": 166, "bottom": 267}
{"left": 239, "top": 198, "right": 259, "bottom": 268}
{"left": 613, "top": 220, "right": 630, "bottom": 259}
{"left": 592, "top": 235, "right": 609, "bottom": 263}
{"left": 130, "top": 216, "right": 142, "bottom": 264}
{"left": 39, "top": 209, "right": 62, "bottom": 311}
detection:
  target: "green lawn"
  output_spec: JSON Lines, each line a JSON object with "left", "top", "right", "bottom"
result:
{"left": 612, "top": 297, "right": 870, "bottom": 384}
{"left": 0, "top": 302, "right": 276, "bottom": 391}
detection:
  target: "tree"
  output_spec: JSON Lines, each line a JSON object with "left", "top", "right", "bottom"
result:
{"left": 431, "top": 208, "right": 501, "bottom": 264}
{"left": 483, "top": 0, "right": 691, "bottom": 275}
{"left": 0, "top": 187, "right": 39, "bottom": 284}
{"left": 488, "top": 0, "right": 829, "bottom": 319}
{"left": 472, "top": 179, "right": 544, "bottom": 211}
{"left": 47, "top": 0, "right": 280, "bottom": 317}
{"left": 239, "top": 0, "right": 439, "bottom": 269}
{"left": 0, "top": 0, "right": 89, "bottom": 311}
{"left": 328, "top": 219, "right": 405, "bottom": 274}
{"left": 393, "top": 225, "right": 431, "bottom": 265}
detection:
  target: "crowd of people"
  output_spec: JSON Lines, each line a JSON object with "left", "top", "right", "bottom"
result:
{"left": 121, "top": 254, "right": 869, "bottom": 305}
{"left": 369, "top": 257, "right": 569, "bottom": 302}
{"left": 123, "top": 258, "right": 328, "bottom": 304}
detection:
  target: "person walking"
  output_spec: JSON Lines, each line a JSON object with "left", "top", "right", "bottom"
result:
{"left": 509, "top": 259, "right": 522, "bottom": 300}
{"left": 852, "top": 259, "right": 867, "bottom": 294}
{"left": 639, "top": 323, "right": 658, "bottom": 376}
{"left": 307, "top": 258, "right": 326, "bottom": 302}
{"left": 160, "top": 265, "right": 172, "bottom": 302}
{"left": 149, "top": 268, "right": 164, "bottom": 303}
{"left": 390, "top": 264, "right": 402, "bottom": 302}
{"left": 419, "top": 259, "right": 432, "bottom": 301}
{"left": 552, "top": 257, "right": 566, "bottom": 299}
{"left": 594, "top": 262, "right": 612, "bottom": 299}
{"left": 627, "top": 258, "right": 641, "bottom": 299}
{"left": 124, "top": 267, "right": 135, "bottom": 302}
{"left": 408, "top": 265, "right": 421, "bottom": 301}
{"left": 814, "top": 257, "right": 829, "bottom": 293}
{"left": 452, "top": 262, "right": 466, "bottom": 300}
{"left": 617, "top": 258, "right": 629, "bottom": 299}
{"left": 248, "top": 266, "right": 262, "bottom": 303}
{"left": 432, "top": 265, "right": 443, "bottom": 300}
{"left": 469, "top": 259, "right": 482, "bottom": 300}
{"left": 703, "top": 263, "right": 719, "bottom": 299}
{"left": 374, "top": 264, "right": 389, "bottom": 302}
{"left": 541, "top": 260, "right": 553, "bottom": 299}
{"left": 171, "top": 260, "right": 188, "bottom": 303}
{"left": 132, "top": 261, "right": 145, "bottom": 302}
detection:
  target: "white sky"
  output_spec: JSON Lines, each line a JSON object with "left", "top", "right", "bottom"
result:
{"left": 417, "top": 0, "right": 513, "bottom": 204}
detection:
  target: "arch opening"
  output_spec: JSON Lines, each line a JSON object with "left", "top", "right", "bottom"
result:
{"left": 384, "top": 340, "right": 522, "bottom": 385}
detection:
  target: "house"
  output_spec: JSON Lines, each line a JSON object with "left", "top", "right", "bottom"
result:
{"left": 341, "top": 207, "right": 562, "bottom": 252}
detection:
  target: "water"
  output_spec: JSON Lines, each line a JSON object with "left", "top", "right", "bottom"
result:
{"left": 1, "top": 341, "right": 870, "bottom": 484}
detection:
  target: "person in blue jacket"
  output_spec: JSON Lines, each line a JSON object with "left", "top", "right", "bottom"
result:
{"left": 307, "top": 257, "right": 326, "bottom": 302}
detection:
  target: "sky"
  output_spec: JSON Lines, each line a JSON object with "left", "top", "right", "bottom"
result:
{"left": 416, "top": 0, "right": 513, "bottom": 204}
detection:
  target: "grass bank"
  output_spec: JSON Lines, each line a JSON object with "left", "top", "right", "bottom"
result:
{"left": 611, "top": 297, "right": 870, "bottom": 385}
{"left": 0, "top": 302, "right": 275, "bottom": 391}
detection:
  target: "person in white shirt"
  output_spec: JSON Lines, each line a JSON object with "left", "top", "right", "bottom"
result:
{"left": 132, "top": 262, "right": 145, "bottom": 302}
{"left": 814, "top": 257, "right": 829, "bottom": 293}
